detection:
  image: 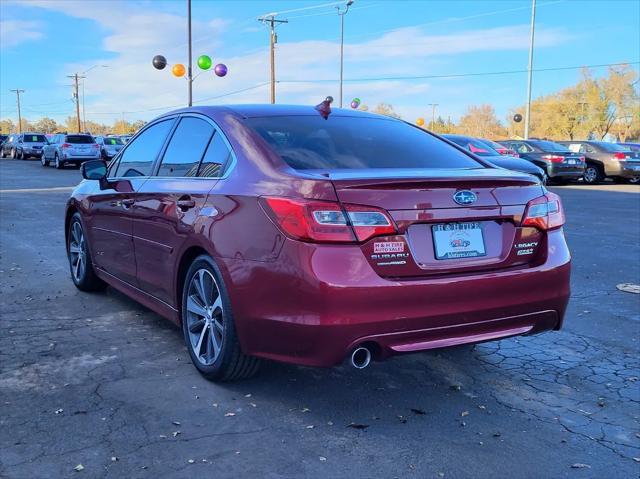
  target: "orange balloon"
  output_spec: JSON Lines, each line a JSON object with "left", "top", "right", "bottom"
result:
{"left": 172, "top": 63, "right": 186, "bottom": 77}
{"left": 416, "top": 118, "right": 425, "bottom": 126}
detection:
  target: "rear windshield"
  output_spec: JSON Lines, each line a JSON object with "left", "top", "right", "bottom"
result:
{"left": 23, "top": 134, "right": 47, "bottom": 142}
{"left": 444, "top": 136, "right": 500, "bottom": 157}
{"left": 530, "top": 140, "right": 569, "bottom": 152}
{"left": 66, "top": 135, "right": 94, "bottom": 144}
{"left": 246, "top": 116, "right": 482, "bottom": 170}
{"left": 593, "top": 142, "right": 631, "bottom": 152}
{"left": 103, "top": 137, "right": 123, "bottom": 145}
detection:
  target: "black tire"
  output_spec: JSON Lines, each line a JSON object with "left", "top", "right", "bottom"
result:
{"left": 41, "top": 155, "right": 49, "bottom": 167}
{"left": 54, "top": 153, "right": 63, "bottom": 169}
{"left": 181, "top": 255, "right": 259, "bottom": 381}
{"left": 10, "top": 148, "right": 16, "bottom": 159}
{"left": 583, "top": 163, "right": 604, "bottom": 184}
{"left": 19, "top": 150, "right": 25, "bottom": 160}
{"left": 67, "top": 213, "right": 106, "bottom": 292}
{"left": 0, "top": 148, "right": 5, "bottom": 158}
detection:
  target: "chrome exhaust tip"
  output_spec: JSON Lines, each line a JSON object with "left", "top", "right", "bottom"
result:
{"left": 350, "top": 347, "right": 372, "bottom": 369}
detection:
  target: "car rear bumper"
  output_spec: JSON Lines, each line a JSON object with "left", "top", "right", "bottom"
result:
{"left": 222, "top": 228, "right": 571, "bottom": 367}
{"left": 609, "top": 162, "right": 640, "bottom": 178}
{"left": 62, "top": 156, "right": 100, "bottom": 162}
{"left": 547, "top": 165, "right": 585, "bottom": 178}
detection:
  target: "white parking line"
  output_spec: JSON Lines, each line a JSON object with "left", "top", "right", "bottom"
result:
{"left": 0, "top": 186, "right": 75, "bottom": 193}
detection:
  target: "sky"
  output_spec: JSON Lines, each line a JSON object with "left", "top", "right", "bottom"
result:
{"left": 0, "top": 0, "right": 639, "bottom": 126}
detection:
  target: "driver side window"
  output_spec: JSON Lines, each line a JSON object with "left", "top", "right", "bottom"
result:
{"left": 113, "top": 120, "right": 173, "bottom": 178}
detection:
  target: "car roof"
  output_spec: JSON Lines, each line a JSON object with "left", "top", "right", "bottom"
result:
{"left": 158, "top": 104, "right": 391, "bottom": 121}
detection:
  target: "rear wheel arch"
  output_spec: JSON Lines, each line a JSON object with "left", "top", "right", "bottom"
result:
{"left": 175, "top": 245, "right": 216, "bottom": 320}
{"left": 64, "top": 204, "right": 79, "bottom": 247}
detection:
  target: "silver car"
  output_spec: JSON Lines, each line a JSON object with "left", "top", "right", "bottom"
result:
{"left": 0, "top": 133, "right": 47, "bottom": 160}
{"left": 41, "top": 133, "right": 101, "bottom": 169}
{"left": 95, "top": 136, "right": 124, "bottom": 160}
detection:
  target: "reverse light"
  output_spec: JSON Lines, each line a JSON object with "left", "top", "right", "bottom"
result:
{"left": 522, "top": 192, "right": 565, "bottom": 231}
{"left": 261, "top": 197, "right": 396, "bottom": 243}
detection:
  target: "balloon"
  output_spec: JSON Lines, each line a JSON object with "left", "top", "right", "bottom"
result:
{"left": 352, "top": 97, "right": 361, "bottom": 104}
{"left": 350, "top": 101, "right": 359, "bottom": 109}
{"left": 214, "top": 63, "right": 228, "bottom": 77}
{"left": 197, "top": 55, "right": 212, "bottom": 70}
{"left": 416, "top": 118, "right": 425, "bottom": 126}
{"left": 325, "top": 96, "right": 334, "bottom": 104}
{"left": 172, "top": 63, "right": 186, "bottom": 77}
{"left": 513, "top": 113, "right": 523, "bottom": 123}
{"left": 152, "top": 55, "right": 167, "bottom": 70}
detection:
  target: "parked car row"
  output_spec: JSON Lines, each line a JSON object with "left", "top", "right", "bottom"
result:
{"left": 0, "top": 132, "right": 130, "bottom": 168}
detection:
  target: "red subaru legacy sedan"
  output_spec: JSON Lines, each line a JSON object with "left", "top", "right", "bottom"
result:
{"left": 65, "top": 104, "right": 571, "bottom": 381}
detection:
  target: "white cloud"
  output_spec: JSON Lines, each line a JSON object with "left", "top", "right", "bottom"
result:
{"left": 0, "top": 20, "right": 43, "bottom": 49}
{"left": 8, "top": 1, "right": 572, "bottom": 123}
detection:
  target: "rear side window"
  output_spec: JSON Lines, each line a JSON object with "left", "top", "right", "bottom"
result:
{"left": 246, "top": 116, "right": 481, "bottom": 170}
{"left": 198, "top": 131, "right": 232, "bottom": 177}
{"left": 530, "top": 140, "right": 569, "bottom": 152}
{"left": 66, "top": 135, "right": 94, "bottom": 144}
{"left": 158, "top": 117, "right": 214, "bottom": 177}
{"left": 23, "top": 135, "right": 47, "bottom": 142}
{"left": 592, "top": 142, "right": 631, "bottom": 152}
{"left": 114, "top": 120, "right": 173, "bottom": 177}
{"left": 103, "top": 137, "right": 123, "bottom": 145}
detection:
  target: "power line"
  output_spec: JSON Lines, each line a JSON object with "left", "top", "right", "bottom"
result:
{"left": 278, "top": 61, "right": 639, "bottom": 83}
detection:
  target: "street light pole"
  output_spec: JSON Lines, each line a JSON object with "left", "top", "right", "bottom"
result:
{"left": 79, "top": 64, "right": 108, "bottom": 132}
{"left": 524, "top": 0, "right": 536, "bottom": 139}
{"left": 336, "top": 1, "right": 354, "bottom": 108}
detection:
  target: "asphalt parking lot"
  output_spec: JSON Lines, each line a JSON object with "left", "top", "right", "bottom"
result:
{"left": 0, "top": 159, "right": 638, "bottom": 479}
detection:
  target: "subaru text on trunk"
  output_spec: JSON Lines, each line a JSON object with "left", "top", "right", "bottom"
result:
{"left": 65, "top": 105, "right": 571, "bottom": 381}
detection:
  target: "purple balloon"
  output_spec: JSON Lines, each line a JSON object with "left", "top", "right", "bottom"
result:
{"left": 214, "top": 63, "right": 228, "bottom": 77}
{"left": 350, "top": 101, "right": 359, "bottom": 109}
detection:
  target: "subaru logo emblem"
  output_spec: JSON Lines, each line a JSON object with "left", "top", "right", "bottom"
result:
{"left": 453, "top": 190, "right": 477, "bottom": 205}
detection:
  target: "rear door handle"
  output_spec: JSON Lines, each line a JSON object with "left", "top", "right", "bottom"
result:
{"left": 177, "top": 197, "right": 196, "bottom": 211}
{"left": 121, "top": 198, "right": 134, "bottom": 209}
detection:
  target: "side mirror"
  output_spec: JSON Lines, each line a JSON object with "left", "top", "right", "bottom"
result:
{"left": 81, "top": 159, "right": 107, "bottom": 180}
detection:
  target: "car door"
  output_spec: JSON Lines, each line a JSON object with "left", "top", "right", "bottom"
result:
{"left": 86, "top": 118, "right": 175, "bottom": 286}
{"left": 132, "top": 115, "right": 232, "bottom": 306}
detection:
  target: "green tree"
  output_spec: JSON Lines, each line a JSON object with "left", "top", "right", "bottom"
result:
{"left": 33, "top": 117, "right": 60, "bottom": 134}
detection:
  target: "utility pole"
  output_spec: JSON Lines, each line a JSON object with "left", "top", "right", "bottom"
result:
{"left": 10, "top": 89, "right": 25, "bottom": 133}
{"left": 336, "top": 1, "right": 354, "bottom": 108}
{"left": 68, "top": 73, "right": 85, "bottom": 133}
{"left": 187, "top": 0, "right": 193, "bottom": 106}
{"left": 427, "top": 103, "right": 439, "bottom": 131}
{"left": 524, "top": 0, "right": 536, "bottom": 139}
{"left": 259, "top": 14, "right": 288, "bottom": 104}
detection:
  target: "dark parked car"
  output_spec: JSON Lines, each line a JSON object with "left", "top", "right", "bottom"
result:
{"left": 0, "top": 133, "right": 47, "bottom": 159}
{"left": 42, "top": 133, "right": 101, "bottom": 169}
{"left": 499, "top": 139, "right": 585, "bottom": 184}
{"left": 0, "top": 134, "right": 7, "bottom": 147}
{"left": 95, "top": 135, "right": 124, "bottom": 160}
{"left": 442, "top": 134, "right": 546, "bottom": 183}
{"left": 559, "top": 140, "right": 640, "bottom": 184}
{"left": 66, "top": 105, "right": 571, "bottom": 381}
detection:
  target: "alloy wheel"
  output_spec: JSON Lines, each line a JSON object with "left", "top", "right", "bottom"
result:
{"left": 584, "top": 166, "right": 597, "bottom": 183}
{"left": 185, "top": 269, "right": 224, "bottom": 366}
{"left": 69, "top": 221, "right": 86, "bottom": 282}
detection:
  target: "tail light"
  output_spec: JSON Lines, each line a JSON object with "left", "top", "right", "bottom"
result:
{"left": 93, "top": 144, "right": 100, "bottom": 149}
{"left": 511, "top": 152, "right": 520, "bottom": 158}
{"left": 522, "top": 192, "right": 565, "bottom": 231}
{"left": 542, "top": 154, "right": 564, "bottom": 163}
{"left": 613, "top": 152, "right": 626, "bottom": 160}
{"left": 579, "top": 156, "right": 585, "bottom": 163}
{"left": 61, "top": 143, "right": 71, "bottom": 148}
{"left": 261, "top": 197, "right": 396, "bottom": 243}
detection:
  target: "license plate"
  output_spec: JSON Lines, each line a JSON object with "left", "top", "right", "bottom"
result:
{"left": 566, "top": 159, "right": 576, "bottom": 165}
{"left": 432, "top": 222, "right": 486, "bottom": 260}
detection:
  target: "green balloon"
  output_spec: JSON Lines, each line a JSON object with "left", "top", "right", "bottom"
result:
{"left": 353, "top": 97, "right": 361, "bottom": 103}
{"left": 197, "top": 55, "right": 212, "bottom": 70}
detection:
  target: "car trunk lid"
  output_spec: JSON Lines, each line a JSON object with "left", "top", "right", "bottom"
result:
{"left": 328, "top": 168, "right": 546, "bottom": 278}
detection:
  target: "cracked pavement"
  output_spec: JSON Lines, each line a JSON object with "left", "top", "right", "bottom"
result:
{"left": 1, "top": 161, "right": 639, "bottom": 478}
